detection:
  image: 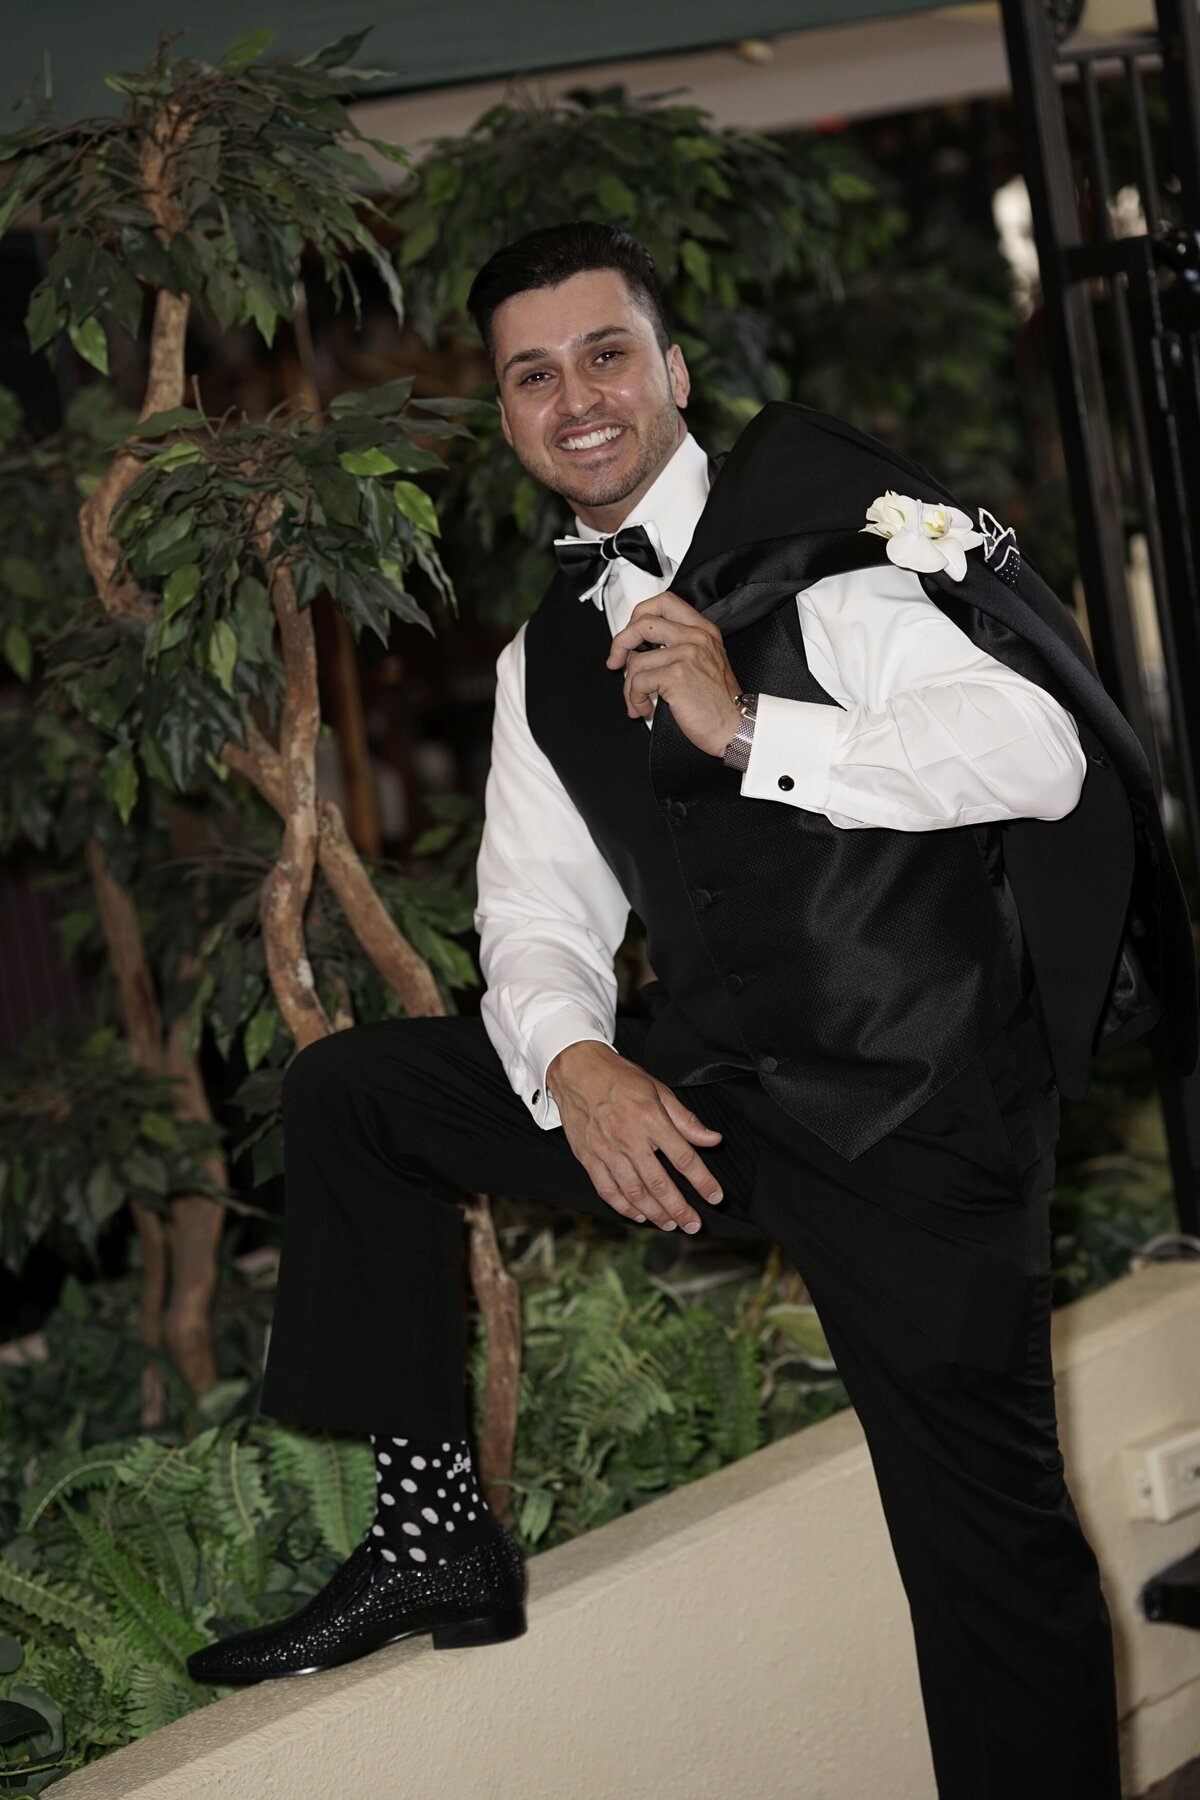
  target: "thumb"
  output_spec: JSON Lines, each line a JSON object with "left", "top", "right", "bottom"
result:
{"left": 659, "top": 1088, "right": 722, "bottom": 1142}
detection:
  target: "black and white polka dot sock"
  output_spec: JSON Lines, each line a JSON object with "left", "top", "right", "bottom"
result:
{"left": 366, "top": 1434, "right": 497, "bottom": 1570}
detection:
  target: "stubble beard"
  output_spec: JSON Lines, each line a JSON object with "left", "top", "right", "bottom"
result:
{"left": 516, "top": 398, "right": 683, "bottom": 515}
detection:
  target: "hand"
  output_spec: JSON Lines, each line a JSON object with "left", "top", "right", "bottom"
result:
{"left": 606, "top": 590, "right": 742, "bottom": 758}
{"left": 546, "top": 1041, "right": 725, "bottom": 1232}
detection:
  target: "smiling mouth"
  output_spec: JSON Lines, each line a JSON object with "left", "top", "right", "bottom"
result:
{"left": 557, "top": 423, "right": 627, "bottom": 453}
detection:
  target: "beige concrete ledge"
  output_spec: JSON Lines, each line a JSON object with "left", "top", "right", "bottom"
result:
{"left": 56, "top": 1262, "right": 1200, "bottom": 1800}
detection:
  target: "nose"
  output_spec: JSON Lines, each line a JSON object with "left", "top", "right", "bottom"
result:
{"left": 556, "top": 363, "right": 605, "bottom": 424}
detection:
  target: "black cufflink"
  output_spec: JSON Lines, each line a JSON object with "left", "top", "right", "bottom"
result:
{"left": 778, "top": 775, "right": 795, "bottom": 792}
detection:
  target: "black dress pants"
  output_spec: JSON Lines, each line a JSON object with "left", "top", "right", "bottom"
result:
{"left": 260, "top": 1001, "right": 1121, "bottom": 1800}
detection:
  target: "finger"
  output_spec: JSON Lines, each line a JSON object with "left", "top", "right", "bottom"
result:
{"left": 606, "top": 616, "right": 693, "bottom": 669}
{"left": 658, "top": 1090, "right": 724, "bottom": 1145}
{"left": 609, "top": 1152, "right": 683, "bottom": 1232}
{"left": 656, "top": 1123, "right": 724, "bottom": 1205}
{"left": 588, "top": 1164, "right": 650, "bottom": 1225}
{"left": 620, "top": 642, "right": 702, "bottom": 683}
{"left": 630, "top": 590, "right": 709, "bottom": 629}
{"left": 632, "top": 1150, "right": 703, "bottom": 1234}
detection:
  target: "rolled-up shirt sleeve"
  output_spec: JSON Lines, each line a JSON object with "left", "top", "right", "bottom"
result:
{"left": 474, "top": 623, "right": 628, "bottom": 1130}
{"left": 739, "top": 563, "right": 1088, "bottom": 830}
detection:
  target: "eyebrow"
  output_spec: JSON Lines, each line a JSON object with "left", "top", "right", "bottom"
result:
{"left": 499, "top": 324, "right": 635, "bottom": 383}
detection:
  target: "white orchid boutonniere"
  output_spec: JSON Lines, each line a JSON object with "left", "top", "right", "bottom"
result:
{"left": 862, "top": 491, "right": 986, "bottom": 583}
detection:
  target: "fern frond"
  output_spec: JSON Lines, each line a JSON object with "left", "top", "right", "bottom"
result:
{"left": 60, "top": 1508, "right": 204, "bottom": 1674}
{"left": 115, "top": 1440, "right": 205, "bottom": 1513}
{"left": 20, "top": 1443, "right": 129, "bottom": 1532}
{"left": 206, "top": 1432, "right": 268, "bottom": 1544}
{"left": 0, "top": 1559, "right": 114, "bottom": 1641}
{"left": 124, "top": 1661, "right": 204, "bottom": 1738}
{"left": 262, "top": 1428, "right": 371, "bottom": 1561}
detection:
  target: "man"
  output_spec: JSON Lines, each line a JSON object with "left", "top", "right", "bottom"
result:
{"left": 190, "top": 223, "right": 1195, "bottom": 1799}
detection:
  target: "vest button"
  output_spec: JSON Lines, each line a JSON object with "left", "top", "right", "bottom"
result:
{"left": 727, "top": 974, "right": 745, "bottom": 995}
{"left": 759, "top": 1054, "right": 779, "bottom": 1073}
{"left": 694, "top": 887, "right": 713, "bottom": 909}
{"left": 668, "top": 799, "right": 688, "bottom": 822}
{"left": 1089, "top": 751, "right": 1110, "bottom": 768}
{"left": 777, "top": 775, "right": 795, "bottom": 792}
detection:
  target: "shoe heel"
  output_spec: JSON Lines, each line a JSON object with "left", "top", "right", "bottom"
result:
{"left": 432, "top": 1605, "right": 526, "bottom": 1650}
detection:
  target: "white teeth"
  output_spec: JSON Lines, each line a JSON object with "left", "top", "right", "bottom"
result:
{"left": 561, "top": 425, "right": 623, "bottom": 450}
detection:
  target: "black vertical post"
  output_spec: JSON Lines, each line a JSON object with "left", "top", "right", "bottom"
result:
{"left": 1159, "top": 0, "right": 1200, "bottom": 222}
{"left": 999, "top": 0, "right": 1161, "bottom": 776}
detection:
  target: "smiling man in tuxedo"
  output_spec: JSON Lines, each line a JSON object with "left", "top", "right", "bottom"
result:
{"left": 190, "top": 222, "right": 1195, "bottom": 1800}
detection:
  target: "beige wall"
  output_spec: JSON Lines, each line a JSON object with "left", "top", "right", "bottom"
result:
{"left": 55, "top": 1262, "right": 1200, "bottom": 1800}
{"left": 352, "top": 3, "right": 1161, "bottom": 170}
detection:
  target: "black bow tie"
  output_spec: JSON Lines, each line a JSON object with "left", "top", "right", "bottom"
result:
{"left": 553, "top": 523, "right": 665, "bottom": 598}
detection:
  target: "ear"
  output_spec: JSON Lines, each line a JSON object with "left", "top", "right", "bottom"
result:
{"left": 666, "top": 343, "right": 690, "bottom": 412}
{"left": 497, "top": 396, "right": 513, "bottom": 448}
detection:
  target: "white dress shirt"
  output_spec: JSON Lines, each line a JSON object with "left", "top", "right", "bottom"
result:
{"left": 474, "top": 430, "right": 1087, "bottom": 1132}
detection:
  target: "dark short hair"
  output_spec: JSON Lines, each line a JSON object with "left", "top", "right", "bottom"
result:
{"left": 466, "top": 221, "right": 671, "bottom": 372}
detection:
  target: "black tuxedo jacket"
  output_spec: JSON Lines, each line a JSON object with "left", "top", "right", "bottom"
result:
{"left": 659, "top": 401, "right": 1197, "bottom": 1098}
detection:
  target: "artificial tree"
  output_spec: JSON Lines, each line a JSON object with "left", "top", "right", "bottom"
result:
{"left": 0, "top": 31, "right": 521, "bottom": 1494}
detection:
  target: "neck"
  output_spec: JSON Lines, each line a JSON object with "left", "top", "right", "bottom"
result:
{"left": 572, "top": 415, "right": 687, "bottom": 533}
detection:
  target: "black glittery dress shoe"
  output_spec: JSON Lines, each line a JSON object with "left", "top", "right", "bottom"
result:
{"left": 187, "top": 1527, "right": 526, "bottom": 1686}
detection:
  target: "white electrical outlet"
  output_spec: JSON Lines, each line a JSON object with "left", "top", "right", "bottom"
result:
{"left": 1122, "top": 1424, "right": 1200, "bottom": 1524}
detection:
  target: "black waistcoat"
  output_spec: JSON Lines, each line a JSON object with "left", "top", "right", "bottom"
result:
{"left": 524, "top": 571, "right": 1025, "bottom": 1160}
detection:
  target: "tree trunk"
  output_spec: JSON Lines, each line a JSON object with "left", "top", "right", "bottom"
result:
{"left": 464, "top": 1194, "right": 522, "bottom": 1522}
{"left": 161, "top": 993, "right": 225, "bottom": 1394}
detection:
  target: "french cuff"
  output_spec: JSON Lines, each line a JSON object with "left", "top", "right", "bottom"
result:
{"left": 525, "top": 1007, "right": 617, "bottom": 1130}
{"left": 739, "top": 693, "right": 840, "bottom": 811}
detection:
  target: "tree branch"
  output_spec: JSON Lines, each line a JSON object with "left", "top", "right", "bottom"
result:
{"left": 78, "top": 103, "right": 193, "bottom": 618}
{"left": 220, "top": 726, "right": 443, "bottom": 1019}
{"left": 258, "top": 529, "right": 331, "bottom": 1049}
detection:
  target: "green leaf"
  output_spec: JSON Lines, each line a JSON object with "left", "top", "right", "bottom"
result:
{"left": 162, "top": 562, "right": 201, "bottom": 619}
{"left": 3, "top": 622, "right": 32, "bottom": 682}
{"left": 85, "top": 1162, "right": 125, "bottom": 1225}
{"left": 828, "top": 169, "right": 877, "bottom": 203}
{"left": 67, "top": 315, "right": 109, "bottom": 374}
{"left": 207, "top": 619, "right": 238, "bottom": 696}
{"left": 424, "top": 161, "right": 462, "bottom": 206}
{"left": 594, "top": 172, "right": 636, "bottom": 218}
{"left": 0, "top": 1635, "right": 23, "bottom": 1677}
{"left": 221, "top": 28, "right": 275, "bottom": 72}
{"left": 243, "top": 1001, "right": 278, "bottom": 1072}
{"left": 136, "top": 407, "right": 204, "bottom": 438}
{"left": 24, "top": 282, "right": 60, "bottom": 353}
{"left": 244, "top": 283, "right": 278, "bottom": 347}
{"left": 231, "top": 577, "right": 275, "bottom": 663}
{"left": 392, "top": 479, "right": 439, "bottom": 537}
{"left": 512, "top": 475, "right": 539, "bottom": 536}
{"left": 679, "top": 238, "right": 712, "bottom": 295}
{"left": 2, "top": 554, "right": 42, "bottom": 599}
{"left": 103, "top": 741, "right": 139, "bottom": 825}
{"left": 339, "top": 446, "right": 401, "bottom": 477}
{"left": 399, "top": 217, "right": 439, "bottom": 268}
{"left": 151, "top": 441, "right": 205, "bottom": 472}
{"left": 140, "top": 1110, "right": 180, "bottom": 1147}
{"left": 0, "top": 383, "right": 22, "bottom": 445}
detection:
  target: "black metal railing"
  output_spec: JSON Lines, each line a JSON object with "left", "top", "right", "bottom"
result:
{"left": 1001, "top": 0, "right": 1200, "bottom": 1233}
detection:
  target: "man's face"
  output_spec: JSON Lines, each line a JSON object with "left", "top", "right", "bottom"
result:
{"left": 492, "top": 268, "right": 691, "bottom": 531}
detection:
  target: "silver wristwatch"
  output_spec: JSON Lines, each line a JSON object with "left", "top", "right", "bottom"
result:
{"left": 722, "top": 692, "right": 758, "bottom": 772}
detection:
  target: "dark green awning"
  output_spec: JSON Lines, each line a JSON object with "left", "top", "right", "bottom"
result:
{"left": 11, "top": 2, "right": 961, "bottom": 129}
